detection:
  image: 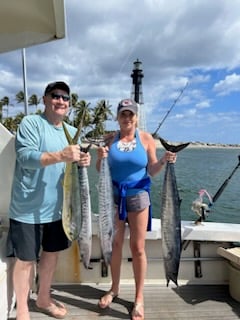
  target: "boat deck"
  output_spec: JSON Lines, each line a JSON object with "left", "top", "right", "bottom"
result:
{"left": 8, "top": 283, "right": 240, "bottom": 319}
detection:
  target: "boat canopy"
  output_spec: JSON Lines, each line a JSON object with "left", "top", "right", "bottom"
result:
{"left": 0, "top": 0, "right": 66, "bottom": 53}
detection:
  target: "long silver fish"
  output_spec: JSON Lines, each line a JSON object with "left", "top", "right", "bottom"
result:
{"left": 160, "top": 137, "right": 189, "bottom": 286}
{"left": 78, "top": 145, "right": 92, "bottom": 269}
{"left": 98, "top": 155, "right": 115, "bottom": 265}
{"left": 62, "top": 122, "right": 83, "bottom": 241}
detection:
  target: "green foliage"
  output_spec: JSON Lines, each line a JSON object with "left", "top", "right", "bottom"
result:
{"left": 15, "top": 91, "right": 25, "bottom": 103}
{"left": 28, "top": 94, "right": 41, "bottom": 111}
{"left": 2, "top": 113, "right": 25, "bottom": 133}
{"left": 1, "top": 91, "right": 114, "bottom": 137}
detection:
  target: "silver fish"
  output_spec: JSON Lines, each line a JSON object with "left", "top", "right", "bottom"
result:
{"left": 160, "top": 137, "right": 189, "bottom": 286}
{"left": 98, "top": 156, "right": 115, "bottom": 265}
{"left": 78, "top": 145, "right": 92, "bottom": 269}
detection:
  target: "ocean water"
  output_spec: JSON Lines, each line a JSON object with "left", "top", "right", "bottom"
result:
{"left": 88, "top": 147, "right": 240, "bottom": 224}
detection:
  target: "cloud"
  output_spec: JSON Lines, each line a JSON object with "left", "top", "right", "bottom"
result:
{"left": 213, "top": 73, "right": 240, "bottom": 96}
{"left": 1, "top": 0, "right": 240, "bottom": 143}
{"left": 196, "top": 100, "right": 211, "bottom": 109}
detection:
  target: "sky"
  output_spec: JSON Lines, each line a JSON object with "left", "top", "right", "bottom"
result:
{"left": 1, "top": 0, "right": 240, "bottom": 144}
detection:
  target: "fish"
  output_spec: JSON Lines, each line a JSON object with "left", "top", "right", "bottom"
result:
{"left": 62, "top": 160, "right": 82, "bottom": 241}
{"left": 78, "top": 145, "right": 92, "bottom": 269}
{"left": 159, "top": 137, "right": 189, "bottom": 286}
{"left": 62, "top": 122, "right": 83, "bottom": 241}
{"left": 98, "top": 155, "right": 115, "bottom": 265}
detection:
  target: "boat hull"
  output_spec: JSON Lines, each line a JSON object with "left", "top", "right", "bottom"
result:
{"left": 53, "top": 217, "right": 238, "bottom": 286}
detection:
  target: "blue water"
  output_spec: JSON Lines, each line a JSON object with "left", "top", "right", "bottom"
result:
{"left": 88, "top": 147, "right": 240, "bottom": 224}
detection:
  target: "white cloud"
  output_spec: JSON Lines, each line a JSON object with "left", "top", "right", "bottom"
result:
{"left": 213, "top": 73, "right": 240, "bottom": 96}
{"left": 1, "top": 0, "right": 240, "bottom": 143}
{"left": 196, "top": 100, "right": 211, "bottom": 109}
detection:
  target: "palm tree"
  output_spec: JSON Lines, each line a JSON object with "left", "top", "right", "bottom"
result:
{"left": 71, "top": 93, "right": 79, "bottom": 109}
{"left": 1, "top": 96, "right": 10, "bottom": 118}
{"left": 73, "top": 100, "right": 92, "bottom": 132}
{"left": 66, "top": 93, "right": 79, "bottom": 125}
{"left": 15, "top": 91, "right": 25, "bottom": 104}
{"left": 28, "top": 94, "right": 41, "bottom": 112}
{"left": 91, "top": 100, "right": 113, "bottom": 137}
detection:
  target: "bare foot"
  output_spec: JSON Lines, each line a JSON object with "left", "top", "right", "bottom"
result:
{"left": 131, "top": 302, "right": 144, "bottom": 320}
{"left": 35, "top": 300, "right": 67, "bottom": 319}
{"left": 98, "top": 291, "right": 118, "bottom": 309}
{"left": 16, "top": 310, "right": 30, "bottom": 320}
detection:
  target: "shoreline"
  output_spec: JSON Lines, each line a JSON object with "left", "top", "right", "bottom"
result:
{"left": 154, "top": 140, "right": 240, "bottom": 149}
{"left": 83, "top": 139, "right": 240, "bottom": 149}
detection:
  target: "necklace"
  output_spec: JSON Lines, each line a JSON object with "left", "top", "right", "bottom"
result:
{"left": 117, "top": 138, "right": 136, "bottom": 152}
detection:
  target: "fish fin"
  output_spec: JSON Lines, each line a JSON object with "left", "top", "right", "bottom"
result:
{"left": 72, "top": 124, "right": 82, "bottom": 144}
{"left": 62, "top": 122, "right": 73, "bottom": 144}
{"left": 159, "top": 137, "right": 190, "bottom": 153}
{"left": 72, "top": 105, "right": 88, "bottom": 144}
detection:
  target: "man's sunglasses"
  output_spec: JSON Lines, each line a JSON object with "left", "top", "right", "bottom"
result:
{"left": 50, "top": 93, "right": 70, "bottom": 102}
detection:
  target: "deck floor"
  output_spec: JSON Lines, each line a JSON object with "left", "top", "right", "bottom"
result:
{"left": 8, "top": 283, "right": 240, "bottom": 320}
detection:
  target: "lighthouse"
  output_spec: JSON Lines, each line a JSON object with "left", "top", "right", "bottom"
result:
{"left": 130, "top": 59, "right": 147, "bottom": 131}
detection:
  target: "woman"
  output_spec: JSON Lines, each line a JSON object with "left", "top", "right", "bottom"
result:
{"left": 96, "top": 98, "right": 176, "bottom": 320}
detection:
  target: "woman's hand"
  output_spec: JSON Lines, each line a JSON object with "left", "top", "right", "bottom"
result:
{"left": 97, "top": 146, "right": 109, "bottom": 160}
{"left": 159, "top": 151, "right": 177, "bottom": 165}
{"left": 96, "top": 146, "right": 109, "bottom": 171}
{"left": 163, "top": 151, "right": 177, "bottom": 164}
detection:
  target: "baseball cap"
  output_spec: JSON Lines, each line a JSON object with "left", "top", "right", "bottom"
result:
{"left": 44, "top": 81, "right": 70, "bottom": 96}
{"left": 117, "top": 98, "right": 138, "bottom": 114}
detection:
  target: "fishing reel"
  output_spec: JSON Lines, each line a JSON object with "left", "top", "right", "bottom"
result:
{"left": 191, "top": 189, "right": 213, "bottom": 224}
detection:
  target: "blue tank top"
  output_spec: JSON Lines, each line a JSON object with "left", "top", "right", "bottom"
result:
{"left": 108, "top": 129, "right": 152, "bottom": 231}
{"left": 108, "top": 129, "right": 148, "bottom": 196}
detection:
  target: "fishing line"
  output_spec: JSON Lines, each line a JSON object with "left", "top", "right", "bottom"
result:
{"left": 118, "top": 32, "right": 144, "bottom": 75}
{"left": 152, "top": 81, "right": 189, "bottom": 137}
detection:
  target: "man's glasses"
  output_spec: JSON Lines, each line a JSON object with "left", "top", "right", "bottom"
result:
{"left": 50, "top": 93, "right": 70, "bottom": 102}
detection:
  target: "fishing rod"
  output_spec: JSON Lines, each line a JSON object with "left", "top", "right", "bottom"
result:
{"left": 152, "top": 81, "right": 189, "bottom": 137}
{"left": 192, "top": 155, "right": 240, "bottom": 224}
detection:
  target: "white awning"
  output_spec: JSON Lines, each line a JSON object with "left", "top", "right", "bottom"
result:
{"left": 0, "top": 0, "right": 66, "bottom": 53}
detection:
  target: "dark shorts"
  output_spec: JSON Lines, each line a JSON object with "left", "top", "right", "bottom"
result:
{"left": 114, "top": 191, "right": 150, "bottom": 212}
{"left": 6, "top": 219, "right": 70, "bottom": 261}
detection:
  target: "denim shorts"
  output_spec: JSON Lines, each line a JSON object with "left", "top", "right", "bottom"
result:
{"left": 6, "top": 219, "right": 70, "bottom": 261}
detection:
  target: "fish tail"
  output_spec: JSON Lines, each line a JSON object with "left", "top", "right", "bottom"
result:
{"left": 159, "top": 137, "right": 190, "bottom": 153}
{"left": 166, "top": 275, "right": 179, "bottom": 287}
{"left": 80, "top": 144, "right": 92, "bottom": 153}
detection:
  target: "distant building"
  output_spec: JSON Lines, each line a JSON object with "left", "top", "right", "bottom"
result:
{"left": 130, "top": 59, "right": 147, "bottom": 132}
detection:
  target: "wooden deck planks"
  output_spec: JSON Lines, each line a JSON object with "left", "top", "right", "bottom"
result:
{"left": 8, "top": 283, "right": 240, "bottom": 320}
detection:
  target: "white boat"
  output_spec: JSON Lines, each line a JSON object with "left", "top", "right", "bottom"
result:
{"left": 1, "top": 122, "right": 240, "bottom": 319}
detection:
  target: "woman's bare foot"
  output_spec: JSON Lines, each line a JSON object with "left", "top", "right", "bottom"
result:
{"left": 131, "top": 302, "right": 144, "bottom": 320}
{"left": 98, "top": 291, "right": 118, "bottom": 309}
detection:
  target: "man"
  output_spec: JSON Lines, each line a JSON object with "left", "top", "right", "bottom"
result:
{"left": 6, "top": 81, "right": 91, "bottom": 319}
